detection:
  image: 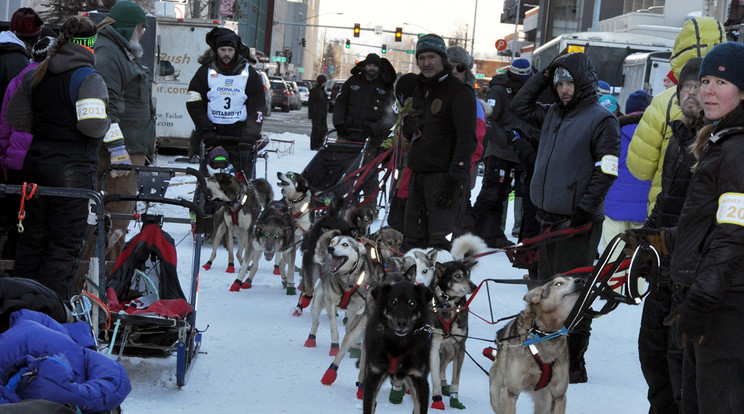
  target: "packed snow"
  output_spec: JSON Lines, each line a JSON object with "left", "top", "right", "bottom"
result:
{"left": 116, "top": 131, "right": 649, "bottom": 413}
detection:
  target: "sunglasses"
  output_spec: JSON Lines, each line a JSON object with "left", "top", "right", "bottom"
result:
{"left": 453, "top": 63, "right": 468, "bottom": 73}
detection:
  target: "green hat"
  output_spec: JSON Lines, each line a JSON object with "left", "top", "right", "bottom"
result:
{"left": 109, "top": 1, "right": 147, "bottom": 27}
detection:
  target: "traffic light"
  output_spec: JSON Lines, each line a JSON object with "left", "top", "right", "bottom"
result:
{"left": 381, "top": 44, "right": 387, "bottom": 54}
{"left": 301, "top": 37, "right": 306, "bottom": 47}
{"left": 345, "top": 39, "right": 350, "bottom": 49}
{"left": 395, "top": 27, "right": 402, "bottom": 42}
{"left": 353, "top": 23, "right": 360, "bottom": 37}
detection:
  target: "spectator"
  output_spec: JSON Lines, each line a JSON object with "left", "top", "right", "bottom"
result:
{"left": 186, "top": 26, "right": 265, "bottom": 178}
{"left": 401, "top": 34, "right": 476, "bottom": 252}
{"left": 308, "top": 74, "right": 328, "bottom": 150}
{"left": 94, "top": 1, "right": 156, "bottom": 262}
{"left": 597, "top": 80, "right": 611, "bottom": 96}
{"left": 601, "top": 90, "right": 652, "bottom": 253}
{"left": 473, "top": 58, "right": 539, "bottom": 248}
{"left": 0, "top": 7, "right": 43, "bottom": 100}
{"left": 6, "top": 16, "right": 110, "bottom": 301}
{"left": 511, "top": 52, "right": 621, "bottom": 383}
{"left": 651, "top": 41, "right": 744, "bottom": 414}
{"left": 628, "top": 17, "right": 724, "bottom": 216}
{"left": 446, "top": 45, "right": 485, "bottom": 235}
{"left": 628, "top": 58, "right": 703, "bottom": 414}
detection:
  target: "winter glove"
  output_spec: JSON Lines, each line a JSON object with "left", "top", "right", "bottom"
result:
{"left": 570, "top": 207, "right": 593, "bottom": 228}
{"left": 621, "top": 227, "right": 670, "bottom": 256}
{"left": 663, "top": 295, "right": 713, "bottom": 348}
{"left": 335, "top": 124, "right": 349, "bottom": 137}
{"left": 400, "top": 110, "right": 424, "bottom": 140}
{"left": 108, "top": 145, "right": 131, "bottom": 178}
{"left": 434, "top": 173, "right": 462, "bottom": 210}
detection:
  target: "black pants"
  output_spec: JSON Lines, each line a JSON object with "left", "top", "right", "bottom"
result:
{"left": 639, "top": 284, "right": 681, "bottom": 414}
{"left": 310, "top": 114, "right": 327, "bottom": 150}
{"left": 402, "top": 171, "right": 460, "bottom": 251}
{"left": 472, "top": 157, "right": 518, "bottom": 242}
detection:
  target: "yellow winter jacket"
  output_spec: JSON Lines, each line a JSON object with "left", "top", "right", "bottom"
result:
{"left": 627, "top": 16, "right": 725, "bottom": 214}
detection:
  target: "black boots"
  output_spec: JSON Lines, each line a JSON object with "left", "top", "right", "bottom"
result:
{"left": 568, "top": 333, "right": 589, "bottom": 384}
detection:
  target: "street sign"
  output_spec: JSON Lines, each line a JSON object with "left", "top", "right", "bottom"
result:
{"left": 475, "top": 73, "right": 485, "bottom": 79}
{"left": 329, "top": 65, "right": 335, "bottom": 75}
{"left": 272, "top": 56, "right": 287, "bottom": 62}
{"left": 495, "top": 39, "right": 508, "bottom": 51}
{"left": 406, "top": 50, "right": 416, "bottom": 54}
{"left": 298, "top": 67, "right": 304, "bottom": 73}
{"left": 374, "top": 25, "right": 383, "bottom": 35}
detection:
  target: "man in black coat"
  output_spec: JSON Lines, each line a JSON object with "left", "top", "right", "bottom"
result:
{"left": 0, "top": 8, "right": 42, "bottom": 100}
{"left": 308, "top": 74, "right": 328, "bottom": 150}
{"left": 402, "top": 34, "right": 476, "bottom": 251}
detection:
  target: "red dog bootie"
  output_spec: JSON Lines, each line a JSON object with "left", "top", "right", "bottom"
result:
{"left": 202, "top": 261, "right": 212, "bottom": 270}
{"left": 304, "top": 334, "right": 316, "bottom": 348}
{"left": 431, "top": 395, "right": 445, "bottom": 410}
{"left": 321, "top": 363, "right": 338, "bottom": 385}
{"left": 229, "top": 279, "right": 241, "bottom": 292}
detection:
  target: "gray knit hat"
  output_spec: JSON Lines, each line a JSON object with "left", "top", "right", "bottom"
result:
{"left": 446, "top": 46, "right": 475, "bottom": 86}
{"left": 416, "top": 34, "right": 447, "bottom": 59}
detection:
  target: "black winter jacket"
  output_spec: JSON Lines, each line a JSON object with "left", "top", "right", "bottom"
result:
{"left": 483, "top": 72, "right": 539, "bottom": 163}
{"left": 0, "top": 34, "right": 31, "bottom": 102}
{"left": 308, "top": 83, "right": 327, "bottom": 120}
{"left": 407, "top": 70, "right": 477, "bottom": 180}
{"left": 332, "top": 59, "right": 396, "bottom": 145}
{"left": 670, "top": 105, "right": 744, "bottom": 306}
{"left": 511, "top": 53, "right": 620, "bottom": 219}
{"left": 186, "top": 50, "right": 265, "bottom": 143}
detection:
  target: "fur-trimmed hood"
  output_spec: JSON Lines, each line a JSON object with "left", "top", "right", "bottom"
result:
{"left": 349, "top": 56, "right": 396, "bottom": 88}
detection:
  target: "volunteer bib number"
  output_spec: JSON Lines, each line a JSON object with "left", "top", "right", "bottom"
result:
{"left": 716, "top": 192, "right": 744, "bottom": 227}
{"left": 599, "top": 155, "right": 618, "bottom": 176}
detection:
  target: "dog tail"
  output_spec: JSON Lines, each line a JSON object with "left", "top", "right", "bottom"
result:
{"left": 450, "top": 233, "right": 487, "bottom": 260}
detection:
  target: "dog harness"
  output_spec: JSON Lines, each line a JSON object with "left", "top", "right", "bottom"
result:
{"left": 528, "top": 344, "right": 554, "bottom": 391}
{"left": 336, "top": 259, "right": 366, "bottom": 310}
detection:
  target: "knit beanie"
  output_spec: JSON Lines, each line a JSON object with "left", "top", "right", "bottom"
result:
{"left": 416, "top": 34, "right": 447, "bottom": 59}
{"left": 599, "top": 94, "right": 618, "bottom": 113}
{"left": 676, "top": 58, "right": 702, "bottom": 101}
{"left": 509, "top": 58, "right": 532, "bottom": 83}
{"left": 206, "top": 27, "right": 240, "bottom": 52}
{"left": 597, "top": 80, "right": 611, "bottom": 95}
{"left": 698, "top": 42, "right": 744, "bottom": 92}
{"left": 625, "top": 90, "right": 652, "bottom": 114}
{"left": 10, "top": 7, "right": 43, "bottom": 38}
{"left": 394, "top": 73, "right": 418, "bottom": 105}
{"left": 362, "top": 53, "right": 382, "bottom": 67}
{"left": 109, "top": 1, "right": 147, "bottom": 41}
{"left": 553, "top": 67, "right": 573, "bottom": 84}
{"left": 31, "top": 36, "right": 56, "bottom": 62}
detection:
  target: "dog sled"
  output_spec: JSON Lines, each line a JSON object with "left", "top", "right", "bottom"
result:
{"left": 98, "top": 164, "right": 207, "bottom": 387}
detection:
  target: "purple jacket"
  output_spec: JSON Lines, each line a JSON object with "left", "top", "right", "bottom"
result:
{"left": 0, "top": 62, "right": 36, "bottom": 181}
{"left": 604, "top": 112, "right": 652, "bottom": 222}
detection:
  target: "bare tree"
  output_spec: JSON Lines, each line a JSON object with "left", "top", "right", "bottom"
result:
{"left": 448, "top": 23, "right": 470, "bottom": 48}
{"left": 40, "top": 0, "right": 153, "bottom": 24}
{"left": 323, "top": 40, "right": 344, "bottom": 79}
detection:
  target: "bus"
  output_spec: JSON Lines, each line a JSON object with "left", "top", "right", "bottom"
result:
{"left": 531, "top": 31, "right": 674, "bottom": 89}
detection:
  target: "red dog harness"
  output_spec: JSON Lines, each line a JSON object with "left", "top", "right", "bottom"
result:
{"left": 528, "top": 344, "right": 554, "bottom": 391}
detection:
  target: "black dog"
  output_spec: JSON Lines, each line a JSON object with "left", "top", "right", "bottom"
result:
{"left": 363, "top": 280, "right": 433, "bottom": 414}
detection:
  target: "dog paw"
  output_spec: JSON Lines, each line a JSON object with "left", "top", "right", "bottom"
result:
{"left": 356, "top": 382, "right": 363, "bottom": 400}
{"left": 449, "top": 397, "right": 465, "bottom": 410}
{"left": 349, "top": 347, "right": 361, "bottom": 359}
{"left": 292, "top": 307, "right": 303, "bottom": 317}
{"left": 286, "top": 286, "right": 296, "bottom": 295}
{"left": 442, "top": 385, "right": 450, "bottom": 396}
{"left": 241, "top": 280, "right": 252, "bottom": 289}
{"left": 388, "top": 387, "right": 404, "bottom": 404}
{"left": 431, "top": 395, "right": 445, "bottom": 410}
{"left": 300, "top": 294, "right": 313, "bottom": 308}
{"left": 320, "top": 364, "right": 338, "bottom": 385}
{"left": 226, "top": 264, "right": 235, "bottom": 273}
{"left": 329, "top": 343, "right": 339, "bottom": 356}
{"left": 229, "top": 281, "right": 242, "bottom": 292}
{"left": 202, "top": 262, "right": 212, "bottom": 270}
{"left": 304, "top": 334, "right": 316, "bottom": 347}
{"left": 273, "top": 264, "right": 281, "bottom": 275}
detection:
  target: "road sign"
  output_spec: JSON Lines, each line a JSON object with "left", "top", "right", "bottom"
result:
{"left": 475, "top": 73, "right": 485, "bottom": 79}
{"left": 495, "top": 39, "right": 508, "bottom": 51}
{"left": 374, "top": 25, "right": 383, "bottom": 35}
{"left": 406, "top": 49, "right": 416, "bottom": 54}
{"left": 272, "top": 56, "right": 287, "bottom": 62}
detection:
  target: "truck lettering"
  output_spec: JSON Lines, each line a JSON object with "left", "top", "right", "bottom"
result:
{"left": 160, "top": 52, "right": 191, "bottom": 65}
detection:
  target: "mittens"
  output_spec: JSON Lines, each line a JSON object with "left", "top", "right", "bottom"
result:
{"left": 434, "top": 173, "right": 462, "bottom": 210}
{"left": 663, "top": 295, "right": 712, "bottom": 348}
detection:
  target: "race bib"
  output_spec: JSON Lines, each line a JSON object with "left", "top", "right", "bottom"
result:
{"left": 716, "top": 192, "right": 744, "bottom": 226}
{"left": 598, "top": 155, "right": 618, "bottom": 176}
{"left": 75, "top": 98, "right": 106, "bottom": 120}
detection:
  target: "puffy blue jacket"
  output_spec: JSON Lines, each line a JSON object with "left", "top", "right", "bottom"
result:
{"left": 0, "top": 310, "right": 131, "bottom": 413}
{"left": 604, "top": 113, "right": 652, "bottom": 222}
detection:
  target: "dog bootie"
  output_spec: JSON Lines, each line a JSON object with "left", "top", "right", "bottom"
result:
{"left": 226, "top": 264, "right": 235, "bottom": 273}
{"left": 449, "top": 393, "right": 465, "bottom": 410}
{"left": 229, "top": 279, "right": 241, "bottom": 292}
{"left": 202, "top": 261, "right": 212, "bottom": 270}
{"left": 441, "top": 384, "right": 450, "bottom": 396}
{"left": 321, "top": 363, "right": 338, "bottom": 385}
{"left": 356, "top": 382, "right": 363, "bottom": 400}
{"left": 241, "top": 280, "right": 252, "bottom": 289}
{"left": 329, "top": 343, "right": 339, "bottom": 356}
{"left": 292, "top": 307, "right": 303, "bottom": 317}
{"left": 304, "top": 334, "right": 316, "bottom": 348}
{"left": 349, "top": 347, "right": 361, "bottom": 359}
{"left": 482, "top": 347, "right": 497, "bottom": 361}
{"left": 286, "top": 285, "right": 296, "bottom": 296}
{"left": 431, "top": 395, "right": 445, "bottom": 410}
{"left": 273, "top": 264, "right": 281, "bottom": 275}
{"left": 389, "top": 386, "right": 404, "bottom": 404}
{"left": 300, "top": 294, "right": 313, "bottom": 309}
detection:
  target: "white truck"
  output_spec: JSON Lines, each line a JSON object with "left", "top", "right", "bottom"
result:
{"left": 618, "top": 51, "right": 671, "bottom": 112}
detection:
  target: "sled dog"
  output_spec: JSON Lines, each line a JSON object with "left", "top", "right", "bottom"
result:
{"left": 363, "top": 280, "right": 433, "bottom": 414}
{"left": 489, "top": 276, "right": 584, "bottom": 414}
{"left": 203, "top": 173, "right": 273, "bottom": 273}
{"left": 232, "top": 201, "right": 296, "bottom": 292}
{"left": 405, "top": 233, "right": 486, "bottom": 286}
{"left": 277, "top": 171, "right": 313, "bottom": 234}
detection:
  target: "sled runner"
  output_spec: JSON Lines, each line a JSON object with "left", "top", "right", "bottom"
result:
{"left": 99, "top": 165, "right": 207, "bottom": 387}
